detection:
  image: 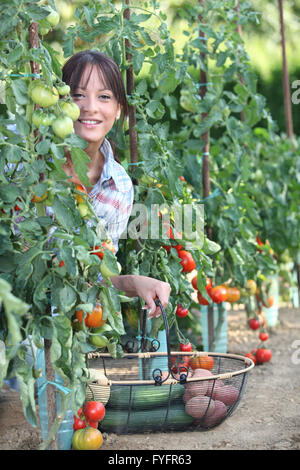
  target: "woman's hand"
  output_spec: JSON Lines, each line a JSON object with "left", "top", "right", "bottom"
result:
{"left": 110, "top": 275, "right": 171, "bottom": 318}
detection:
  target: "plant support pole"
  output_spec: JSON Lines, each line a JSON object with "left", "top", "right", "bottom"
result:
{"left": 124, "top": 0, "right": 139, "bottom": 185}
{"left": 278, "top": 0, "right": 293, "bottom": 138}
{"left": 198, "top": 0, "right": 214, "bottom": 351}
{"left": 28, "top": 22, "right": 58, "bottom": 450}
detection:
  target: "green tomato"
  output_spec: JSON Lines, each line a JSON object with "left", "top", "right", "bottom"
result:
{"left": 89, "top": 334, "right": 109, "bottom": 348}
{"left": 92, "top": 324, "right": 112, "bottom": 334}
{"left": 38, "top": 19, "right": 51, "bottom": 35}
{"left": 52, "top": 115, "right": 74, "bottom": 139}
{"left": 32, "top": 109, "right": 55, "bottom": 127}
{"left": 57, "top": 84, "right": 71, "bottom": 96}
{"left": 46, "top": 8, "right": 60, "bottom": 27}
{"left": 77, "top": 202, "right": 90, "bottom": 218}
{"left": 100, "top": 260, "right": 119, "bottom": 278}
{"left": 60, "top": 101, "right": 80, "bottom": 121}
{"left": 30, "top": 83, "right": 59, "bottom": 108}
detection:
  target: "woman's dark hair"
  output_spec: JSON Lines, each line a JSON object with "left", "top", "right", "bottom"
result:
{"left": 62, "top": 50, "right": 128, "bottom": 161}
{"left": 62, "top": 50, "right": 128, "bottom": 116}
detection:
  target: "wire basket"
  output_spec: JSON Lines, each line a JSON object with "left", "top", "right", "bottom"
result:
{"left": 87, "top": 300, "right": 254, "bottom": 434}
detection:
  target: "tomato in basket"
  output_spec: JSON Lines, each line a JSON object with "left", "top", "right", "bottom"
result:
{"left": 189, "top": 355, "right": 214, "bottom": 371}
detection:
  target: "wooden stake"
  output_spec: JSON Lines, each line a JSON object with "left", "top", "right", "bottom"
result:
{"left": 198, "top": 0, "right": 214, "bottom": 350}
{"left": 28, "top": 22, "right": 58, "bottom": 450}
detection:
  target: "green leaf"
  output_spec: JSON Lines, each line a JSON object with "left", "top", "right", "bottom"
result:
{"left": 52, "top": 195, "right": 81, "bottom": 231}
{"left": 99, "top": 287, "right": 125, "bottom": 336}
{"left": 24, "top": 4, "right": 51, "bottom": 21}
{"left": 158, "top": 70, "right": 179, "bottom": 94}
{"left": 11, "top": 79, "right": 29, "bottom": 105}
{"left": 70, "top": 148, "right": 90, "bottom": 187}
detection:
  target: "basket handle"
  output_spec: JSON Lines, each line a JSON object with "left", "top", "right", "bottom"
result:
{"left": 152, "top": 299, "right": 188, "bottom": 385}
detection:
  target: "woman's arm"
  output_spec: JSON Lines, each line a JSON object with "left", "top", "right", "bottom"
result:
{"left": 110, "top": 275, "right": 171, "bottom": 318}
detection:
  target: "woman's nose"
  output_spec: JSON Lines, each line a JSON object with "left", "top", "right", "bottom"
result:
{"left": 82, "top": 95, "right": 98, "bottom": 113}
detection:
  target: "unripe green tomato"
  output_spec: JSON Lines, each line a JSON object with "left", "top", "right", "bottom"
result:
{"left": 89, "top": 334, "right": 109, "bottom": 348}
{"left": 32, "top": 109, "right": 55, "bottom": 127}
{"left": 31, "top": 83, "right": 59, "bottom": 108}
{"left": 38, "top": 19, "right": 51, "bottom": 35}
{"left": 46, "top": 8, "right": 60, "bottom": 27}
{"left": 100, "top": 261, "right": 119, "bottom": 278}
{"left": 77, "top": 202, "right": 90, "bottom": 218}
{"left": 57, "top": 84, "right": 71, "bottom": 96}
{"left": 60, "top": 101, "right": 80, "bottom": 121}
{"left": 52, "top": 115, "right": 74, "bottom": 139}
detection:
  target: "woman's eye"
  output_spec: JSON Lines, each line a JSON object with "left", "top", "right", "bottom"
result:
{"left": 99, "top": 94, "right": 111, "bottom": 100}
{"left": 72, "top": 93, "right": 84, "bottom": 99}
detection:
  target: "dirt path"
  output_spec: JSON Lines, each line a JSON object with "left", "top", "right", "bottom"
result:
{"left": 1, "top": 306, "right": 299, "bottom": 450}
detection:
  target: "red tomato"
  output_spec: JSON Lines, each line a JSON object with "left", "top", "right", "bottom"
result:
{"left": 248, "top": 317, "right": 261, "bottom": 330}
{"left": 91, "top": 240, "right": 114, "bottom": 260}
{"left": 58, "top": 260, "right": 65, "bottom": 267}
{"left": 245, "top": 353, "right": 256, "bottom": 365}
{"left": 259, "top": 331, "right": 269, "bottom": 342}
{"left": 192, "top": 275, "right": 212, "bottom": 292}
{"left": 73, "top": 409, "right": 86, "bottom": 431}
{"left": 256, "top": 348, "right": 272, "bottom": 364}
{"left": 176, "top": 304, "right": 189, "bottom": 318}
{"left": 209, "top": 285, "right": 228, "bottom": 303}
{"left": 83, "top": 401, "right": 105, "bottom": 422}
{"left": 179, "top": 342, "right": 192, "bottom": 352}
{"left": 197, "top": 291, "right": 209, "bottom": 305}
{"left": 177, "top": 250, "right": 196, "bottom": 273}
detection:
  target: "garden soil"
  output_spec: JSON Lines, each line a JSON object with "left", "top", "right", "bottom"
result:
{"left": 1, "top": 306, "right": 299, "bottom": 451}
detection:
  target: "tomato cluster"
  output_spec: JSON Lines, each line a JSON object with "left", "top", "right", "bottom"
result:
{"left": 246, "top": 313, "right": 272, "bottom": 366}
{"left": 171, "top": 353, "right": 214, "bottom": 375}
{"left": 72, "top": 401, "right": 105, "bottom": 450}
{"left": 192, "top": 274, "right": 241, "bottom": 305}
{"left": 245, "top": 347, "right": 272, "bottom": 365}
{"left": 29, "top": 77, "right": 80, "bottom": 140}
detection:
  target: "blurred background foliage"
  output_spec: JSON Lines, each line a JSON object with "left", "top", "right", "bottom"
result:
{"left": 47, "top": 0, "right": 300, "bottom": 135}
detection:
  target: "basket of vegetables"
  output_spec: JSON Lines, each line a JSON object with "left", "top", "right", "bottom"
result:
{"left": 87, "top": 301, "right": 254, "bottom": 434}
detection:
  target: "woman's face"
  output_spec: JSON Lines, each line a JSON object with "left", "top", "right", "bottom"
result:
{"left": 71, "top": 65, "right": 121, "bottom": 148}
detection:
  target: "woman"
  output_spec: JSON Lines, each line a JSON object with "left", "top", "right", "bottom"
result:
{"left": 61, "top": 50, "right": 170, "bottom": 318}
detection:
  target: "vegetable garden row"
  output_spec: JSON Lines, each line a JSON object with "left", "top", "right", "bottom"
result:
{"left": 0, "top": 0, "right": 299, "bottom": 450}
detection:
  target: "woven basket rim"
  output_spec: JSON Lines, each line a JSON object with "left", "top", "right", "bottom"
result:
{"left": 87, "top": 351, "right": 255, "bottom": 386}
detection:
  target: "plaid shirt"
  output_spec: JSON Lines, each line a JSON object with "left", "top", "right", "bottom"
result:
{"left": 89, "top": 139, "right": 134, "bottom": 253}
